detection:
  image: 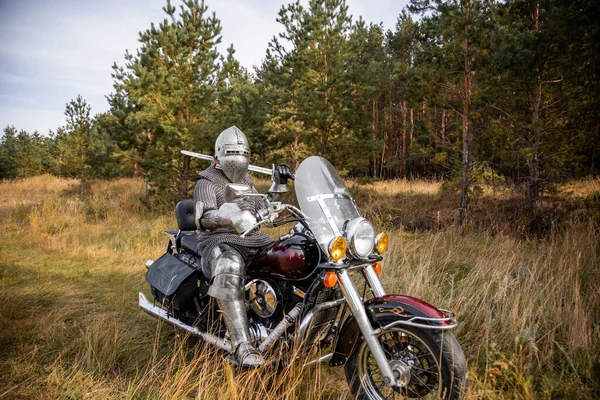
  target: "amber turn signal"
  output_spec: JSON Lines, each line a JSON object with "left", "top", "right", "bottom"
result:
{"left": 375, "top": 232, "right": 389, "bottom": 254}
{"left": 328, "top": 236, "right": 347, "bottom": 261}
{"left": 372, "top": 262, "right": 382, "bottom": 275}
{"left": 323, "top": 271, "right": 338, "bottom": 288}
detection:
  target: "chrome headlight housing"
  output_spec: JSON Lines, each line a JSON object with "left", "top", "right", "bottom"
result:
{"left": 344, "top": 217, "right": 375, "bottom": 259}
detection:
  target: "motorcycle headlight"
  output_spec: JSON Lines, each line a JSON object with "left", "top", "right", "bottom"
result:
{"left": 328, "top": 236, "right": 347, "bottom": 261}
{"left": 344, "top": 217, "right": 375, "bottom": 259}
{"left": 375, "top": 232, "right": 389, "bottom": 254}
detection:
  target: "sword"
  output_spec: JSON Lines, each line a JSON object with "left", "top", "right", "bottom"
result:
{"left": 181, "top": 150, "right": 273, "bottom": 176}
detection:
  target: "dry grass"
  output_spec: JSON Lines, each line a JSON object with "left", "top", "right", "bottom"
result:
{"left": 0, "top": 176, "right": 599, "bottom": 399}
{"left": 349, "top": 177, "right": 600, "bottom": 237}
{"left": 556, "top": 177, "right": 600, "bottom": 199}
{"left": 357, "top": 179, "right": 443, "bottom": 196}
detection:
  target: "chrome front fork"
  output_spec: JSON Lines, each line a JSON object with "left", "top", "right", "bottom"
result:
{"left": 363, "top": 263, "right": 386, "bottom": 297}
{"left": 337, "top": 269, "right": 398, "bottom": 387}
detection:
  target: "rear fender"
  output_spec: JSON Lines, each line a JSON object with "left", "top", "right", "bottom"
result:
{"left": 328, "top": 294, "right": 454, "bottom": 367}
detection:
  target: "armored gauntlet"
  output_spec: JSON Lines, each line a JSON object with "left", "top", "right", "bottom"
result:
{"left": 200, "top": 202, "right": 257, "bottom": 233}
{"left": 269, "top": 163, "right": 295, "bottom": 194}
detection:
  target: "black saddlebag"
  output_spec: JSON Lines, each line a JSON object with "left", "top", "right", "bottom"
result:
{"left": 146, "top": 253, "right": 198, "bottom": 311}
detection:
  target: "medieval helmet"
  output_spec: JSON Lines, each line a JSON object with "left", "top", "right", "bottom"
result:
{"left": 214, "top": 126, "right": 250, "bottom": 183}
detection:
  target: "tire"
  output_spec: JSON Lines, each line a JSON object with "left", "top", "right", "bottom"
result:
{"left": 344, "top": 324, "right": 467, "bottom": 399}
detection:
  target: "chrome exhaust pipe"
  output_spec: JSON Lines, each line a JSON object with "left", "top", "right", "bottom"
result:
{"left": 303, "top": 353, "right": 333, "bottom": 367}
{"left": 258, "top": 303, "right": 303, "bottom": 353}
{"left": 138, "top": 292, "right": 232, "bottom": 353}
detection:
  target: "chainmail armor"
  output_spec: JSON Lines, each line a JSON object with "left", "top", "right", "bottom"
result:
{"left": 193, "top": 165, "right": 274, "bottom": 260}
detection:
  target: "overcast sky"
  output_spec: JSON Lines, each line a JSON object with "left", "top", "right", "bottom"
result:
{"left": 0, "top": 0, "right": 409, "bottom": 135}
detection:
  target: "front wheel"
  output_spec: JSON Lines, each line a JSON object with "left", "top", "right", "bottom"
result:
{"left": 344, "top": 325, "right": 467, "bottom": 399}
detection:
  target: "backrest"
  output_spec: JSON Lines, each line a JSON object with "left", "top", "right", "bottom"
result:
{"left": 175, "top": 199, "right": 197, "bottom": 231}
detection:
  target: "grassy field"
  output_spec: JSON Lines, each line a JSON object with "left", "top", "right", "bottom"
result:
{"left": 0, "top": 175, "right": 599, "bottom": 399}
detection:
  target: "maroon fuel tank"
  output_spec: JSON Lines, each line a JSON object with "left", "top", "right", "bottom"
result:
{"left": 248, "top": 233, "right": 321, "bottom": 281}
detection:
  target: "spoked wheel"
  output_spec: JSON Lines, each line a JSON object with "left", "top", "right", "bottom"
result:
{"left": 345, "top": 326, "right": 467, "bottom": 399}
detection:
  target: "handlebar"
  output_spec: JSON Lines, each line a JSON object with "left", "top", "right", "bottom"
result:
{"left": 240, "top": 203, "right": 308, "bottom": 238}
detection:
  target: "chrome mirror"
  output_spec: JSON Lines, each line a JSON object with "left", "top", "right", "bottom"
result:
{"left": 225, "top": 183, "right": 253, "bottom": 202}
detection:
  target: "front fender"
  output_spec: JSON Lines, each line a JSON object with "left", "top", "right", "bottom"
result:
{"left": 328, "top": 294, "right": 453, "bottom": 367}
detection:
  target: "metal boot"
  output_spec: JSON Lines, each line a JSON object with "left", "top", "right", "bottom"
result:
{"left": 208, "top": 244, "right": 264, "bottom": 367}
{"left": 217, "top": 298, "right": 265, "bottom": 367}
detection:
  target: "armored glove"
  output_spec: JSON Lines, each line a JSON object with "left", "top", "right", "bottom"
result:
{"left": 219, "top": 202, "right": 257, "bottom": 233}
{"left": 274, "top": 164, "right": 295, "bottom": 184}
{"left": 200, "top": 202, "right": 257, "bottom": 233}
{"left": 269, "top": 164, "right": 295, "bottom": 194}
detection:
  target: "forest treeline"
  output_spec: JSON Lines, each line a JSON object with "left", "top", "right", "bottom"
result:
{"left": 1, "top": 0, "right": 598, "bottom": 212}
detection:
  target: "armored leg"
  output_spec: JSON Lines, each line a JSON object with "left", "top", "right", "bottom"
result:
{"left": 208, "top": 244, "right": 264, "bottom": 367}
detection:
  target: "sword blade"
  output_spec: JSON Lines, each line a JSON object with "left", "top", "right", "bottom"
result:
{"left": 180, "top": 150, "right": 273, "bottom": 176}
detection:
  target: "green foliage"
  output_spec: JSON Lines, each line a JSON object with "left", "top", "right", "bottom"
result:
{"left": 0, "top": 125, "right": 55, "bottom": 180}
{"left": 0, "top": 126, "right": 20, "bottom": 179}
{"left": 255, "top": 0, "right": 372, "bottom": 168}
{"left": 62, "top": 95, "right": 93, "bottom": 178}
{"left": 1, "top": 0, "right": 598, "bottom": 210}
{"left": 108, "top": 0, "right": 226, "bottom": 205}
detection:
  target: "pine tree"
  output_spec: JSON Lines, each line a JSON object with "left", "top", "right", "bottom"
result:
{"left": 109, "top": 0, "right": 225, "bottom": 204}
{"left": 15, "top": 130, "right": 44, "bottom": 177}
{"left": 0, "top": 126, "right": 19, "bottom": 179}
{"left": 257, "top": 0, "right": 380, "bottom": 170}
{"left": 0, "top": 126, "right": 55, "bottom": 180}
{"left": 552, "top": 0, "right": 600, "bottom": 175}
{"left": 386, "top": 12, "right": 429, "bottom": 178}
{"left": 347, "top": 20, "right": 387, "bottom": 177}
{"left": 410, "top": 0, "right": 490, "bottom": 223}
{"left": 63, "top": 95, "right": 94, "bottom": 198}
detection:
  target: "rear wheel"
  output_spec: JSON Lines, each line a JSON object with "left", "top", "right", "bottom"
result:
{"left": 344, "top": 325, "right": 467, "bottom": 399}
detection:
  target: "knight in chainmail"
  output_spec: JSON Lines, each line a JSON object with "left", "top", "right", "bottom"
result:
{"left": 193, "top": 126, "right": 294, "bottom": 367}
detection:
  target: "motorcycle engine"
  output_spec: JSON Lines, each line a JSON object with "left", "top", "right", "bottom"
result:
{"left": 246, "top": 279, "right": 282, "bottom": 318}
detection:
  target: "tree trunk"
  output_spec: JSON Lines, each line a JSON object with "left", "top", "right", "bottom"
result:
{"left": 441, "top": 109, "right": 446, "bottom": 140}
{"left": 529, "top": 79, "right": 542, "bottom": 208}
{"left": 591, "top": 124, "right": 599, "bottom": 174}
{"left": 459, "top": 0, "right": 471, "bottom": 225}
{"left": 401, "top": 100, "right": 407, "bottom": 177}
{"left": 381, "top": 92, "right": 390, "bottom": 178}
{"left": 293, "top": 136, "right": 300, "bottom": 169}
{"left": 145, "top": 179, "right": 150, "bottom": 201}
{"left": 409, "top": 107, "right": 414, "bottom": 178}
{"left": 527, "top": 0, "right": 541, "bottom": 211}
{"left": 372, "top": 98, "right": 378, "bottom": 178}
{"left": 79, "top": 146, "right": 85, "bottom": 199}
{"left": 180, "top": 155, "right": 190, "bottom": 199}
{"left": 322, "top": 54, "right": 329, "bottom": 158}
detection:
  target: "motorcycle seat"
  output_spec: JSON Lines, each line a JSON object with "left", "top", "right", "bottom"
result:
{"left": 179, "top": 234, "right": 212, "bottom": 281}
{"left": 180, "top": 234, "right": 201, "bottom": 255}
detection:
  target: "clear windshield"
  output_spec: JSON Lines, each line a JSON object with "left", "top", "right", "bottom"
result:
{"left": 295, "top": 156, "right": 360, "bottom": 252}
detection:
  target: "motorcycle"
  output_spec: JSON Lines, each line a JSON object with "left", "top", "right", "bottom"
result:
{"left": 139, "top": 155, "right": 467, "bottom": 399}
